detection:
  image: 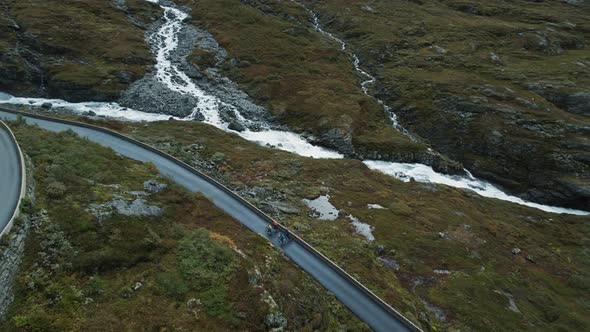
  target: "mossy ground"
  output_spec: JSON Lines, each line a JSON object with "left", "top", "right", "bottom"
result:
{"left": 304, "top": 0, "right": 590, "bottom": 206}
{"left": 0, "top": 121, "right": 365, "bottom": 331}
{"left": 0, "top": 0, "right": 159, "bottom": 100}
{"left": 177, "top": 0, "right": 423, "bottom": 155}
{"left": 28, "top": 111, "right": 588, "bottom": 331}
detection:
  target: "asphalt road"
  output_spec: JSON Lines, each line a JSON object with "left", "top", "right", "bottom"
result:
{"left": 0, "top": 122, "right": 21, "bottom": 236}
{"left": 0, "top": 110, "right": 417, "bottom": 332}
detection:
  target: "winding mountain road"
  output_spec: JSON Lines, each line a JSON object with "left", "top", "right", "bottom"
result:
{"left": 0, "top": 120, "right": 23, "bottom": 237}
{"left": 0, "top": 108, "right": 421, "bottom": 332}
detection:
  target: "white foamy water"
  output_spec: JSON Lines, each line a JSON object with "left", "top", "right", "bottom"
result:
{"left": 148, "top": 3, "right": 343, "bottom": 159}
{"left": 239, "top": 130, "right": 342, "bottom": 158}
{"left": 0, "top": 3, "right": 343, "bottom": 160}
{"left": 364, "top": 160, "right": 590, "bottom": 216}
{"left": 0, "top": 94, "right": 176, "bottom": 122}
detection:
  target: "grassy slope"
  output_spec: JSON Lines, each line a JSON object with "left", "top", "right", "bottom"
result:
{"left": 306, "top": 0, "right": 590, "bottom": 206}
{"left": 0, "top": 122, "right": 365, "bottom": 331}
{"left": 42, "top": 113, "right": 589, "bottom": 331}
{"left": 0, "top": 0, "right": 158, "bottom": 100}
{"left": 178, "top": 0, "right": 424, "bottom": 155}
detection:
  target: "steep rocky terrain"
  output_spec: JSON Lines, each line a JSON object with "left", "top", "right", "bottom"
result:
{"left": 304, "top": 0, "right": 590, "bottom": 209}
{"left": 0, "top": 0, "right": 159, "bottom": 101}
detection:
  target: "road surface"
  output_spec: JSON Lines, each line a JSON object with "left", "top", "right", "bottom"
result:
{"left": 0, "top": 109, "right": 420, "bottom": 332}
{"left": 0, "top": 121, "right": 22, "bottom": 236}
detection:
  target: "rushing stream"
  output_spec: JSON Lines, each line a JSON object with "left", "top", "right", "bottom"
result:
{"left": 294, "top": 1, "right": 415, "bottom": 139}
{"left": 0, "top": 0, "right": 587, "bottom": 215}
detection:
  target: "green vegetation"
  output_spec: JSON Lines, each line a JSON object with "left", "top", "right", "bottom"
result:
{"left": 0, "top": 122, "right": 366, "bottom": 331}
{"left": 72, "top": 116, "right": 588, "bottom": 331}
{"left": 306, "top": 0, "right": 590, "bottom": 208}
{"left": 178, "top": 0, "right": 424, "bottom": 156}
{"left": 0, "top": 0, "right": 159, "bottom": 100}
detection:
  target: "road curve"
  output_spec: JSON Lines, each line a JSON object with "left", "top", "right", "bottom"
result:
{"left": 0, "top": 120, "right": 24, "bottom": 237}
{"left": 0, "top": 108, "right": 421, "bottom": 332}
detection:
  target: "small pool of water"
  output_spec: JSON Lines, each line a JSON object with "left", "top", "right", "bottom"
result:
{"left": 303, "top": 195, "right": 339, "bottom": 221}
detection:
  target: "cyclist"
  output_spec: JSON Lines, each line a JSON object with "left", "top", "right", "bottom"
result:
{"left": 278, "top": 232, "right": 287, "bottom": 245}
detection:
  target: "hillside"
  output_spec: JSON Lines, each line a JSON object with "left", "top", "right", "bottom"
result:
{"left": 0, "top": 121, "right": 365, "bottom": 331}
{"left": 0, "top": 0, "right": 589, "bottom": 331}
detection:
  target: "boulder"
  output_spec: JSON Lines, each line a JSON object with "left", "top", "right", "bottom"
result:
{"left": 228, "top": 120, "right": 246, "bottom": 132}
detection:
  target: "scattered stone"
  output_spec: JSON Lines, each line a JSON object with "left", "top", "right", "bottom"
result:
{"left": 379, "top": 256, "right": 400, "bottom": 270}
{"left": 421, "top": 299, "right": 447, "bottom": 322}
{"left": 143, "top": 179, "right": 167, "bottom": 193}
{"left": 262, "top": 201, "right": 300, "bottom": 215}
{"left": 248, "top": 268, "right": 262, "bottom": 286}
{"left": 133, "top": 282, "right": 143, "bottom": 291}
{"left": 431, "top": 45, "right": 448, "bottom": 54}
{"left": 526, "top": 255, "right": 536, "bottom": 263}
{"left": 88, "top": 198, "right": 164, "bottom": 221}
{"left": 438, "top": 232, "right": 447, "bottom": 239}
{"left": 376, "top": 245, "right": 386, "bottom": 256}
{"left": 490, "top": 52, "right": 502, "bottom": 65}
{"left": 265, "top": 312, "right": 288, "bottom": 331}
{"left": 292, "top": 222, "right": 310, "bottom": 232}
{"left": 361, "top": 4, "right": 378, "bottom": 13}
{"left": 512, "top": 248, "right": 522, "bottom": 255}
{"left": 494, "top": 290, "right": 520, "bottom": 313}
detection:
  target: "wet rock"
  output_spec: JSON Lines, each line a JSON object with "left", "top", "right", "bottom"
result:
{"left": 228, "top": 120, "right": 246, "bottom": 132}
{"left": 41, "top": 102, "right": 52, "bottom": 110}
{"left": 119, "top": 5, "right": 269, "bottom": 126}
